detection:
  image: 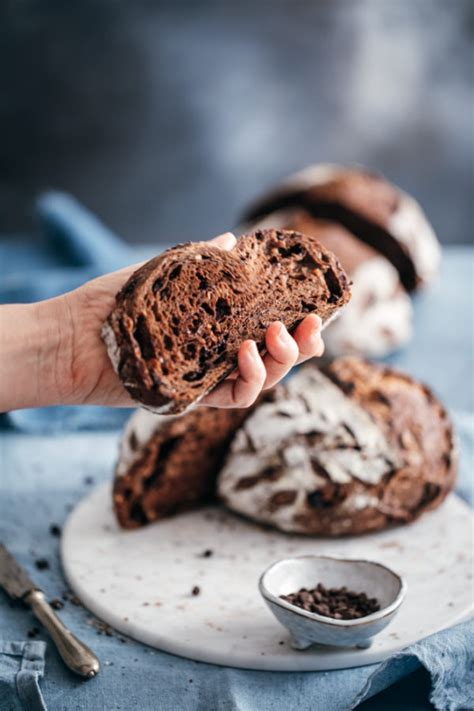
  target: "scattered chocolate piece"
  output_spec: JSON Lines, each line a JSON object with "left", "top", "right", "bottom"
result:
{"left": 191, "top": 586, "right": 201, "bottom": 596}
{"left": 199, "top": 549, "right": 213, "bottom": 558}
{"left": 61, "top": 590, "right": 82, "bottom": 607}
{"left": 96, "top": 622, "right": 113, "bottom": 637}
{"left": 27, "top": 627, "right": 40, "bottom": 638}
{"left": 50, "top": 598, "right": 64, "bottom": 610}
{"left": 280, "top": 583, "right": 380, "bottom": 620}
{"left": 49, "top": 524, "right": 61, "bottom": 537}
{"left": 84, "top": 476, "right": 95, "bottom": 486}
{"left": 34, "top": 558, "right": 49, "bottom": 571}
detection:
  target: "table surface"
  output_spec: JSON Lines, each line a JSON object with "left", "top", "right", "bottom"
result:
{"left": 0, "top": 246, "right": 472, "bottom": 710}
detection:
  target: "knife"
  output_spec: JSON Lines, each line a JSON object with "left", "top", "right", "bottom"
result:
{"left": 0, "top": 544, "right": 100, "bottom": 678}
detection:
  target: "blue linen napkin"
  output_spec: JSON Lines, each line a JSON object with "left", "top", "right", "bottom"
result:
{"left": 0, "top": 641, "right": 47, "bottom": 711}
{"left": 0, "top": 193, "right": 472, "bottom": 710}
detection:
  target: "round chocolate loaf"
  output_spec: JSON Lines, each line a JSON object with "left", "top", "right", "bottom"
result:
{"left": 242, "top": 164, "right": 441, "bottom": 292}
{"left": 217, "top": 357, "right": 456, "bottom": 535}
{"left": 113, "top": 406, "right": 252, "bottom": 528}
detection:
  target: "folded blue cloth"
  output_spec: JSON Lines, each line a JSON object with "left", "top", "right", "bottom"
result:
{"left": 0, "top": 193, "right": 472, "bottom": 710}
{"left": 0, "top": 641, "right": 47, "bottom": 711}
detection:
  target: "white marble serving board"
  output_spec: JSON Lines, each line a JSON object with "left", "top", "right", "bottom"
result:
{"left": 61, "top": 484, "right": 474, "bottom": 671}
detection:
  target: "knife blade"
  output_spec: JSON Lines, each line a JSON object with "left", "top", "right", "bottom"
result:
{"left": 0, "top": 544, "right": 100, "bottom": 678}
{"left": 0, "top": 544, "right": 37, "bottom": 599}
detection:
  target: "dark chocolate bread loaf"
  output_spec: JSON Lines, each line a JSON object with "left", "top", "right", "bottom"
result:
{"left": 218, "top": 357, "right": 456, "bottom": 535}
{"left": 249, "top": 209, "right": 413, "bottom": 357}
{"left": 103, "top": 228, "right": 351, "bottom": 414}
{"left": 242, "top": 164, "right": 441, "bottom": 292}
{"left": 113, "top": 406, "right": 253, "bottom": 528}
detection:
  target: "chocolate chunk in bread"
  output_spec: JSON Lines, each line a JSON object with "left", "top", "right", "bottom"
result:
{"left": 242, "top": 164, "right": 441, "bottom": 292}
{"left": 217, "top": 357, "right": 456, "bottom": 535}
{"left": 103, "top": 229, "right": 351, "bottom": 414}
{"left": 249, "top": 209, "right": 413, "bottom": 357}
{"left": 113, "top": 406, "right": 253, "bottom": 528}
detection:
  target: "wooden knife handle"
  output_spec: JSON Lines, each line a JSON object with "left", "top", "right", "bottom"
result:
{"left": 25, "top": 589, "right": 100, "bottom": 678}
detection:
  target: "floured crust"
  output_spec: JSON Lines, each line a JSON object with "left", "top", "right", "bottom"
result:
{"left": 323, "top": 257, "right": 413, "bottom": 357}
{"left": 103, "top": 229, "right": 351, "bottom": 414}
{"left": 242, "top": 164, "right": 441, "bottom": 292}
{"left": 217, "top": 358, "right": 456, "bottom": 535}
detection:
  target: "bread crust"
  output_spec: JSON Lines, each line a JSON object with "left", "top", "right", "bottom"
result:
{"left": 103, "top": 229, "right": 351, "bottom": 414}
{"left": 113, "top": 406, "right": 253, "bottom": 528}
{"left": 112, "top": 357, "right": 456, "bottom": 536}
{"left": 242, "top": 164, "right": 441, "bottom": 292}
{"left": 217, "top": 357, "right": 457, "bottom": 535}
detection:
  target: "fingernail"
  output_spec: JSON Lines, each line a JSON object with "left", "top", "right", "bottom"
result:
{"left": 275, "top": 324, "right": 291, "bottom": 346}
{"left": 247, "top": 340, "right": 260, "bottom": 359}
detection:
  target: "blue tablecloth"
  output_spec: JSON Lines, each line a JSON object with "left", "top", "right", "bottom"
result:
{"left": 1, "top": 195, "right": 473, "bottom": 710}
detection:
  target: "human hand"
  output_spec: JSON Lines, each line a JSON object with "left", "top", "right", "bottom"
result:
{"left": 0, "top": 233, "right": 324, "bottom": 412}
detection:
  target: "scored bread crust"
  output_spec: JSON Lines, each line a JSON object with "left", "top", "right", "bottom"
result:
{"left": 112, "top": 357, "right": 456, "bottom": 536}
{"left": 217, "top": 357, "right": 456, "bottom": 535}
{"left": 103, "top": 228, "right": 351, "bottom": 414}
{"left": 242, "top": 164, "right": 441, "bottom": 292}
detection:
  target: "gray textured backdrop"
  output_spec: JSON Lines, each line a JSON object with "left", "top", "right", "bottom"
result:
{"left": 0, "top": 0, "right": 472, "bottom": 244}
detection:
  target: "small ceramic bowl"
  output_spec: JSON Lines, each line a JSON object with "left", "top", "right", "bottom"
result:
{"left": 259, "top": 555, "right": 407, "bottom": 650}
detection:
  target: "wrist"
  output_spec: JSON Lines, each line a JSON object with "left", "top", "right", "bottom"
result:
{"left": 0, "top": 296, "right": 74, "bottom": 411}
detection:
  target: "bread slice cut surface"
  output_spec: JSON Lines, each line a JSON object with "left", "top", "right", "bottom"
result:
{"left": 103, "top": 229, "right": 351, "bottom": 414}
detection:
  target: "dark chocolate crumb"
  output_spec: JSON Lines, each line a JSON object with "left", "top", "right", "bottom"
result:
{"left": 27, "top": 627, "right": 40, "bottom": 639}
{"left": 49, "top": 524, "right": 61, "bottom": 537}
{"left": 199, "top": 549, "right": 213, "bottom": 558}
{"left": 84, "top": 476, "right": 95, "bottom": 486}
{"left": 34, "top": 558, "right": 49, "bottom": 571}
{"left": 50, "top": 598, "right": 64, "bottom": 610}
{"left": 61, "top": 590, "right": 82, "bottom": 607}
{"left": 191, "top": 586, "right": 201, "bottom": 596}
{"left": 280, "top": 582, "right": 380, "bottom": 620}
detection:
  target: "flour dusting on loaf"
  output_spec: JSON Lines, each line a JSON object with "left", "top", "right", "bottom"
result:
{"left": 217, "top": 358, "right": 456, "bottom": 535}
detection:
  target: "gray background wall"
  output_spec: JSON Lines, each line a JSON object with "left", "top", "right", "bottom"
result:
{"left": 0, "top": 0, "right": 472, "bottom": 245}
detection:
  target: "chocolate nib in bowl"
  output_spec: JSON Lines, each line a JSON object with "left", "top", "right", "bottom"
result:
{"left": 280, "top": 583, "right": 380, "bottom": 620}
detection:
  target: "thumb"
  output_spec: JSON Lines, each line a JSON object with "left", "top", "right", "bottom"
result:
{"left": 208, "top": 231, "right": 237, "bottom": 250}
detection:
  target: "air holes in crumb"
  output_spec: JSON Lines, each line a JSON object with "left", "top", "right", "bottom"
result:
{"left": 216, "top": 298, "right": 231, "bottom": 320}
{"left": 278, "top": 244, "right": 303, "bottom": 258}
{"left": 324, "top": 268, "right": 342, "bottom": 303}
{"left": 200, "top": 302, "right": 214, "bottom": 316}
{"left": 183, "top": 369, "right": 207, "bottom": 382}
{"left": 152, "top": 277, "right": 163, "bottom": 293}
{"left": 164, "top": 335, "right": 173, "bottom": 350}
{"left": 133, "top": 316, "right": 155, "bottom": 360}
{"left": 169, "top": 265, "right": 182, "bottom": 280}
{"left": 184, "top": 343, "right": 196, "bottom": 360}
